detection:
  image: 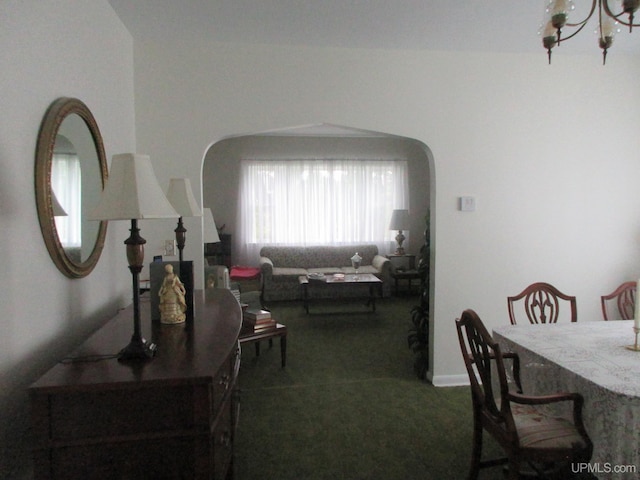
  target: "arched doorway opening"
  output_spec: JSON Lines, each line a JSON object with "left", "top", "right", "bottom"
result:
{"left": 201, "top": 123, "right": 435, "bottom": 377}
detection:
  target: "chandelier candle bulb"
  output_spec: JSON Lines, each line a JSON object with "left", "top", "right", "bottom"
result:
{"left": 543, "top": 22, "right": 557, "bottom": 38}
{"left": 552, "top": 0, "right": 568, "bottom": 13}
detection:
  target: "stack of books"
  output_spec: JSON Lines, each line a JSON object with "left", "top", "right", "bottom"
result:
{"left": 242, "top": 308, "right": 276, "bottom": 332}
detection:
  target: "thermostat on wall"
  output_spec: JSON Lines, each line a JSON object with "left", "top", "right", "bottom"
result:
{"left": 459, "top": 196, "right": 476, "bottom": 212}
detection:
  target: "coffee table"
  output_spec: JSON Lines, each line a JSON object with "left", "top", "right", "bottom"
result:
{"left": 298, "top": 273, "right": 383, "bottom": 314}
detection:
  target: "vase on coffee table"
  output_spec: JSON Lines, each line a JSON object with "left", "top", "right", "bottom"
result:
{"left": 351, "top": 252, "right": 362, "bottom": 280}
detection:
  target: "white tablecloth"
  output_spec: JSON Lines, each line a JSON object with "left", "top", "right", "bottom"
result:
{"left": 493, "top": 321, "right": 640, "bottom": 480}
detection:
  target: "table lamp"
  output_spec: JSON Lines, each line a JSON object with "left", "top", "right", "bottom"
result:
{"left": 165, "top": 178, "right": 202, "bottom": 263}
{"left": 202, "top": 208, "right": 220, "bottom": 244}
{"left": 88, "top": 153, "right": 178, "bottom": 361}
{"left": 389, "top": 209, "right": 410, "bottom": 255}
{"left": 202, "top": 208, "right": 222, "bottom": 289}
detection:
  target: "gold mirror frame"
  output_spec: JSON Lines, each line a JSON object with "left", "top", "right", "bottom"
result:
{"left": 35, "top": 97, "right": 108, "bottom": 278}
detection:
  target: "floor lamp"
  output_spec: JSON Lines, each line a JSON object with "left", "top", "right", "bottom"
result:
{"left": 89, "top": 153, "right": 178, "bottom": 361}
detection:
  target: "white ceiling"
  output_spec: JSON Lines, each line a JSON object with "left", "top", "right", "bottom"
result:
{"left": 108, "top": 0, "right": 640, "bottom": 57}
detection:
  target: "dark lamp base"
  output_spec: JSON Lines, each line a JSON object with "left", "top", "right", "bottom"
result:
{"left": 118, "top": 337, "right": 157, "bottom": 361}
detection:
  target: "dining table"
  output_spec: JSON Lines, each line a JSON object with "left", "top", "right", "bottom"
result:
{"left": 493, "top": 320, "right": 640, "bottom": 480}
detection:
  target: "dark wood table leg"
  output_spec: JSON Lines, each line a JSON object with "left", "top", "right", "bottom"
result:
{"left": 303, "top": 283, "right": 309, "bottom": 314}
{"left": 369, "top": 285, "right": 377, "bottom": 312}
{"left": 280, "top": 335, "right": 287, "bottom": 367}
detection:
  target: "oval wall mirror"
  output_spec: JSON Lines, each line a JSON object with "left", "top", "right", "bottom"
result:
{"left": 35, "top": 97, "right": 108, "bottom": 278}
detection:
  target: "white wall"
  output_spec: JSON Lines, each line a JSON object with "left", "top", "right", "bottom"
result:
{"left": 132, "top": 36, "right": 640, "bottom": 386}
{"left": 0, "top": 1, "right": 135, "bottom": 477}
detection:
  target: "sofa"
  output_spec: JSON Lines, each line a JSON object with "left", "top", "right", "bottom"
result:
{"left": 259, "top": 244, "right": 391, "bottom": 301}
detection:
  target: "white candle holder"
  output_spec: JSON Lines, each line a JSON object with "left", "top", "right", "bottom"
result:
{"left": 625, "top": 326, "right": 640, "bottom": 352}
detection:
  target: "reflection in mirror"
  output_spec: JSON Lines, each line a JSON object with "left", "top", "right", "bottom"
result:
{"left": 35, "top": 98, "right": 108, "bottom": 278}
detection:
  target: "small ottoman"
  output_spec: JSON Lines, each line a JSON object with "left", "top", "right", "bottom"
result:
{"left": 230, "top": 266, "right": 261, "bottom": 293}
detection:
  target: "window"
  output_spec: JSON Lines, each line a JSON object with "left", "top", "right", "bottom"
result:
{"left": 238, "top": 158, "right": 408, "bottom": 262}
{"left": 52, "top": 153, "right": 82, "bottom": 248}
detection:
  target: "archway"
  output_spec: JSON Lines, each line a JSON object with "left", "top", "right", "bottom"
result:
{"left": 201, "top": 123, "right": 435, "bottom": 377}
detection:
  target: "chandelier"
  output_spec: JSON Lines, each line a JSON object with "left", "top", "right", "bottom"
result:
{"left": 541, "top": 0, "right": 640, "bottom": 64}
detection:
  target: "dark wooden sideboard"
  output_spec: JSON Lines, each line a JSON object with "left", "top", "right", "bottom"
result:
{"left": 29, "top": 289, "right": 242, "bottom": 480}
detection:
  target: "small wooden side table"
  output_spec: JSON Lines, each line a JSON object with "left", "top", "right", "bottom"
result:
{"left": 387, "top": 254, "right": 420, "bottom": 295}
{"left": 239, "top": 323, "right": 287, "bottom": 367}
{"left": 391, "top": 270, "right": 421, "bottom": 295}
{"left": 387, "top": 254, "right": 416, "bottom": 271}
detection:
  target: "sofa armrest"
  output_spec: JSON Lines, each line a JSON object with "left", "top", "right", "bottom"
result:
{"left": 372, "top": 254, "right": 390, "bottom": 274}
{"left": 259, "top": 256, "right": 274, "bottom": 278}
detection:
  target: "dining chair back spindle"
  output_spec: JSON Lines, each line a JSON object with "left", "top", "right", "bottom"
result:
{"left": 507, "top": 282, "right": 577, "bottom": 325}
{"left": 601, "top": 281, "right": 636, "bottom": 321}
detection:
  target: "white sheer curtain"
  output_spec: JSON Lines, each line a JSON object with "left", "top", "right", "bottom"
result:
{"left": 237, "top": 158, "right": 408, "bottom": 265}
{"left": 52, "top": 154, "right": 82, "bottom": 248}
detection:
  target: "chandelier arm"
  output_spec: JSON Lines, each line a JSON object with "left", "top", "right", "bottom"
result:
{"left": 563, "top": 0, "right": 598, "bottom": 28}
{"left": 602, "top": 0, "right": 640, "bottom": 26}
{"left": 557, "top": 22, "right": 591, "bottom": 43}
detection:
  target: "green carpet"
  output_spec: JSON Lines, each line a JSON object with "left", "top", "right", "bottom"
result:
{"left": 234, "top": 296, "right": 502, "bottom": 480}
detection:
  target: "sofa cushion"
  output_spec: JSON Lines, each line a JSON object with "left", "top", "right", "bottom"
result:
{"left": 260, "top": 245, "right": 379, "bottom": 269}
{"left": 342, "top": 265, "right": 378, "bottom": 275}
{"left": 271, "top": 267, "right": 308, "bottom": 281}
{"left": 307, "top": 267, "right": 345, "bottom": 275}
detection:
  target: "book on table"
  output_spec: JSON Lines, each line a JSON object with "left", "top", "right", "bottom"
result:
{"left": 241, "top": 319, "right": 277, "bottom": 333}
{"left": 244, "top": 308, "right": 271, "bottom": 321}
{"left": 242, "top": 308, "right": 275, "bottom": 329}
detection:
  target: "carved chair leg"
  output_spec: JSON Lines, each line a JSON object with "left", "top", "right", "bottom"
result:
{"left": 468, "top": 416, "right": 482, "bottom": 480}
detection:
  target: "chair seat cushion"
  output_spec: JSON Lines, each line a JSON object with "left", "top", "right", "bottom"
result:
{"left": 230, "top": 266, "right": 261, "bottom": 280}
{"left": 512, "top": 403, "right": 589, "bottom": 451}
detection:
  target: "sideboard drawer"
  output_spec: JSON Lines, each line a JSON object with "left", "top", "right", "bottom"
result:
{"left": 39, "top": 435, "right": 206, "bottom": 479}
{"left": 213, "top": 350, "right": 234, "bottom": 413}
{"left": 36, "top": 384, "right": 207, "bottom": 443}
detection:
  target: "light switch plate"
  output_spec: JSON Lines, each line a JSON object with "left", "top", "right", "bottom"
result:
{"left": 459, "top": 196, "right": 476, "bottom": 212}
{"left": 164, "top": 239, "right": 176, "bottom": 256}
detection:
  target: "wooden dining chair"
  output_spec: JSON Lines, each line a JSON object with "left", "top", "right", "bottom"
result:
{"left": 601, "top": 281, "right": 636, "bottom": 320}
{"left": 455, "top": 309, "right": 593, "bottom": 480}
{"left": 507, "top": 282, "right": 577, "bottom": 325}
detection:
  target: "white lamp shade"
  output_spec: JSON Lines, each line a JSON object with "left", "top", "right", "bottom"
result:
{"left": 202, "top": 208, "right": 220, "bottom": 243}
{"left": 51, "top": 190, "right": 67, "bottom": 217}
{"left": 166, "top": 177, "right": 202, "bottom": 217}
{"left": 389, "top": 209, "right": 410, "bottom": 231}
{"left": 88, "top": 153, "right": 179, "bottom": 220}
